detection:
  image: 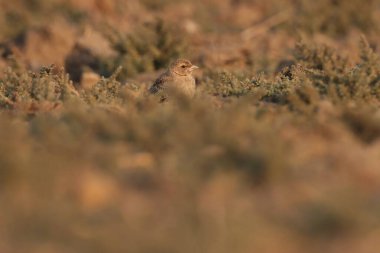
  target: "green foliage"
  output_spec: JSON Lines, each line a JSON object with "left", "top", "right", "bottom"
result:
{"left": 0, "top": 9, "right": 29, "bottom": 41}
{"left": 100, "top": 19, "right": 188, "bottom": 80}
{"left": 140, "top": 0, "right": 182, "bottom": 10}
{"left": 202, "top": 70, "right": 254, "bottom": 97}
{"left": 293, "top": 0, "right": 377, "bottom": 35}
{"left": 82, "top": 67, "right": 123, "bottom": 105}
{"left": 0, "top": 0, "right": 80, "bottom": 41}
{"left": 1, "top": 1, "right": 380, "bottom": 252}
{"left": 296, "top": 38, "right": 379, "bottom": 100}
{"left": 254, "top": 39, "right": 380, "bottom": 108}
{"left": 0, "top": 62, "right": 79, "bottom": 111}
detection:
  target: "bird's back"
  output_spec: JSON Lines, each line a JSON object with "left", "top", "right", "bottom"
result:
{"left": 148, "top": 70, "right": 173, "bottom": 94}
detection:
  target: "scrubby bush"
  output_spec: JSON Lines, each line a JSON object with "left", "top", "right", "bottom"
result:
{"left": 293, "top": 0, "right": 377, "bottom": 35}
{"left": 82, "top": 66, "right": 123, "bottom": 105}
{"left": 99, "top": 19, "right": 188, "bottom": 80}
{"left": 0, "top": 62, "right": 79, "bottom": 111}
{"left": 201, "top": 70, "right": 254, "bottom": 97}
{"left": 65, "top": 19, "right": 187, "bottom": 83}
{"left": 253, "top": 38, "right": 380, "bottom": 106}
{"left": 1, "top": 1, "right": 380, "bottom": 253}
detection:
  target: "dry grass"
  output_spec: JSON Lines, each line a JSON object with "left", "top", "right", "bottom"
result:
{"left": 1, "top": 1, "right": 380, "bottom": 253}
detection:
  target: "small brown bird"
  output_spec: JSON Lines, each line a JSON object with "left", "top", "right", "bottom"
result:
{"left": 149, "top": 59, "right": 199, "bottom": 101}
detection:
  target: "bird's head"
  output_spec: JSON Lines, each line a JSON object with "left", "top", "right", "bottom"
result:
{"left": 170, "top": 59, "right": 199, "bottom": 76}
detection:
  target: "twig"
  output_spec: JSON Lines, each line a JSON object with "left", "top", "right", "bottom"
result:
{"left": 241, "top": 9, "right": 292, "bottom": 41}
{"left": 0, "top": 93, "right": 15, "bottom": 106}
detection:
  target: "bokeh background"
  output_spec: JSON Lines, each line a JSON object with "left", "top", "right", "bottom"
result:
{"left": 0, "top": 1, "right": 380, "bottom": 253}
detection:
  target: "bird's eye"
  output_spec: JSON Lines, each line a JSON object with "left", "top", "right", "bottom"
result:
{"left": 181, "top": 65, "right": 186, "bottom": 68}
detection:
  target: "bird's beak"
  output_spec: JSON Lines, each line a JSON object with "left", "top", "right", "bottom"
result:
{"left": 190, "top": 65, "right": 199, "bottom": 71}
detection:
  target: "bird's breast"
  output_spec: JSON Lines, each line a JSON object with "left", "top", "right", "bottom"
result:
{"left": 173, "top": 75, "right": 196, "bottom": 97}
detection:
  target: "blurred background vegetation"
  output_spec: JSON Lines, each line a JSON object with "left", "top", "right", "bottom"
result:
{"left": 0, "top": 0, "right": 380, "bottom": 253}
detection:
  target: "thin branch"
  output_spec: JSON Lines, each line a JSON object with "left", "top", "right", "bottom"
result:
{"left": 0, "top": 92, "right": 15, "bottom": 106}
{"left": 241, "top": 9, "right": 293, "bottom": 41}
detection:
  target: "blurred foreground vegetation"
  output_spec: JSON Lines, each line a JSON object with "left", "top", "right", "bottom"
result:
{"left": 0, "top": 0, "right": 380, "bottom": 253}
